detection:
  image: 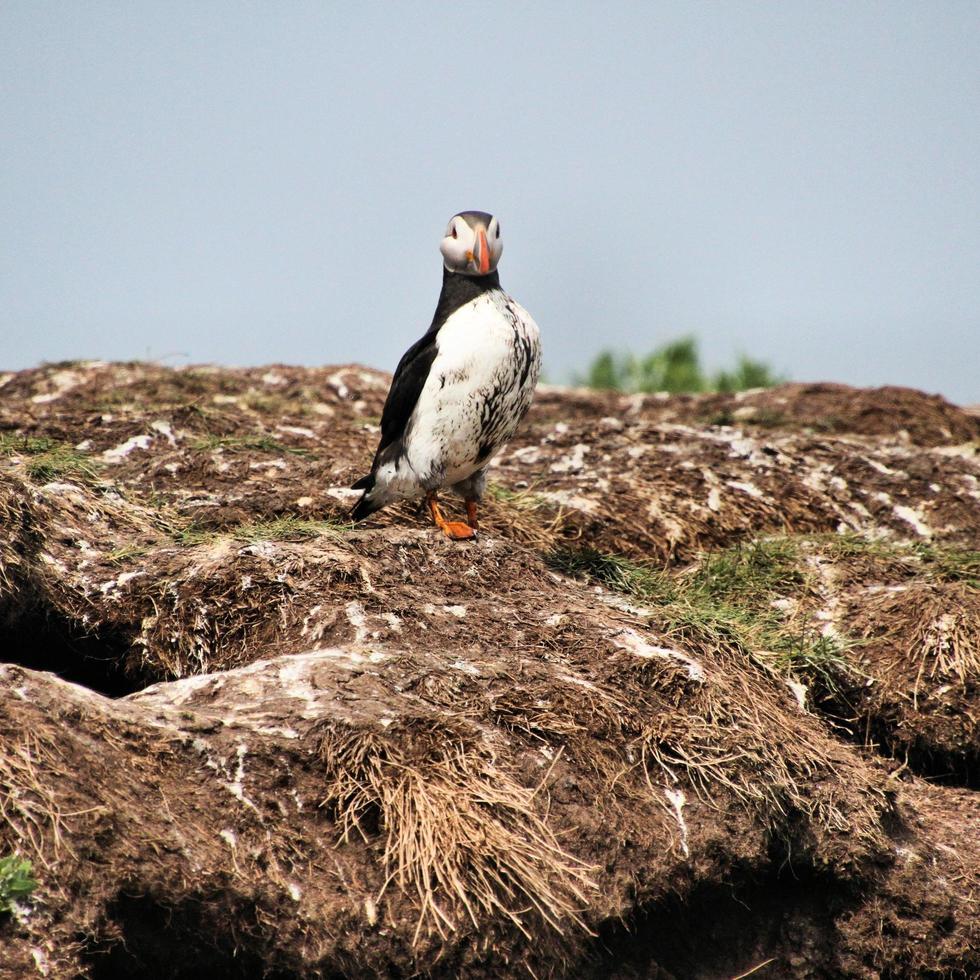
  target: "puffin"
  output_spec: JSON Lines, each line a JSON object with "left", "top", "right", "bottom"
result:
{"left": 350, "top": 210, "right": 542, "bottom": 539}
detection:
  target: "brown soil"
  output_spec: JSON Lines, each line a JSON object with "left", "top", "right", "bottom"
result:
{"left": 1, "top": 362, "right": 979, "bottom": 979}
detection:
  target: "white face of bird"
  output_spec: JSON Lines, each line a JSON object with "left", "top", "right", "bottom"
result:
{"left": 439, "top": 211, "right": 503, "bottom": 277}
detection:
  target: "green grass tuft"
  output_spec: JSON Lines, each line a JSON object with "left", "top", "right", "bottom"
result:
{"left": 0, "top": 434, "right": 101, "bottom": 483}
{"left": 190, "top": 434, "right": 315, "bottom": 458}
{"left": 231, "top": 516, "right": 348, "bottom": 543}
{"left": 550, "top": 537, "right": 851, "bottom": 688}
{"left": 0, "top": 855, "right": 37, "bottom": 913}
{"left": 815, "top": 532, "right": 980, "bottom": 588}
{"left": 486, "top": 482, "right": 551, "bottom": 511}
{"left": 172, "top": 516, "right": 348, "bottom": 547}
{"left": 547, "top": 546, "right": 675, "bottom": 602}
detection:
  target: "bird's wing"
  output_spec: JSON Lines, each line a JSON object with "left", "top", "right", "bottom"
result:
{"left": 375, "top": 329, "right": 440, "bottom": 456}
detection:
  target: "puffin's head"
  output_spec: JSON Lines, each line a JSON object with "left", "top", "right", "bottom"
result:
{"left": 439, "top": 211, "right": 503, "bottom": 277}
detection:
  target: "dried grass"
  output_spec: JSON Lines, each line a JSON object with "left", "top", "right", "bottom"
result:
{"left": 852, "top": 582, "right": 980, "bottom": 702}
{"left": 0, "top": 733, "right": 74, "bottom": 871}
{"left": 316, "top": 718, "right": 596, "bottom": 944}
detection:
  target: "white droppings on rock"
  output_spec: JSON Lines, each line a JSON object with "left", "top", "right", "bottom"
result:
{"left": 550, "top": 443, "right": 590, "bottom": 473}
{"left": 544, "top": 613, "right": 565, "bottom": 627}
{"left": 665, "top": 788, "right": 690, "bottom": 857}
{"left": 326, "top": 370, "right": 350, "bottom": 399}
{"left": 614, "top": 629, "right": 706, "bottom": 682}
{"left": 295, "top": 496, "right": 314, "bottom": 508}
{"left": 786, "top": 679, "right": 809, "bottom": 712}
{"left": 98, "top": 570, "right": 144, "bottom": 594}
{"left": 451, "top": 659, "right": 481, "bottom": 676}
{"left": 894, "top": 504, "right": 932, "bottom": 538}
{"left": 219, "top": 829, "right": 237, "bottom": 849}
{"left": 262, "top": 371, "right": 286, "bottom": 386}
{"left": 256, "top": 725, "right": 300, "bottom": 739}
{"left": 224, "top": 744, "right": 258, "bottom": 810}
{"left": 596, "top": 591, "right": 655, "bottom": 618}
{"left": 444, "top": 604, "right": 467, "bottom": 618}
{"left": 241, "top": 541, "right": 278, "bottom": 560}
{"left": 30, "top": 368, "right": 86, "bottom": 403}
{"left": 382, "top": 612, "right": 402, "bottom": 632}
{"left": 277, "top": 425, "right": 316, "bottom": 439}
{"left": 932, "top": 442, "right": 978, "bottom": 459}
{"left": 866, "top": 459, "right": 901, "bottom": 476}
{"left": 509, "top": 445, "right": 542, "bottom": 465}
{"left": 727, "top": 436, "right": 758, "bottom": 458}
{"left": 288, "top": 882, "right": 303, "bottom": 902}
{"left": 102, "top": 434, "right": 152, "bottom": 462}
{"left": 151, "top": 420, "right": 178, "bottom": 445}
{"left": 727, "top": 480, "right": 765, "bottom": 500}
{"left": 538, "top": 489, "right": 600, "bottom": 514}
{"left": 345, "top": 601, "right": 370, "bottom": 643}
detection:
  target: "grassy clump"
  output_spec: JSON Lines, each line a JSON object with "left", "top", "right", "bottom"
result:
{"left": 190, "top": 434, "right": 315, "bottom": 458}
{"left": 549, "top": 537, "right": 849, "bottom": 686}
{"left": 0, "top": 855, "right": 37, "bottom": 913}
{"left": 172, "top": 516, "right": 347, "bottom": 547}
{"left": 0, "top": 434, "right": 101, "bottom": 483}
{"left": 231, "top": 516, "right": 347, "bottom": 543}
{"left": 485, "top": 482, "right": 550, "bottom": 511}
{"left": 815, "top": 533, "right": 980, "bottom": 588}
{"left": 578, "top": 336, "right": 784, "bottom": 394}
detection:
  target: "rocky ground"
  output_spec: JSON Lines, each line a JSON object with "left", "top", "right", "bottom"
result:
{"left": 0, "top": 361, "right": 978, "bottom": 979}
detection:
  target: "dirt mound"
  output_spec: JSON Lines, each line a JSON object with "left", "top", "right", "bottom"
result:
{"left": 1, "top": 362, "right": 979, "bottom": 978}
{"left": 535, "top": 381, "right": 980, "bottom": 447}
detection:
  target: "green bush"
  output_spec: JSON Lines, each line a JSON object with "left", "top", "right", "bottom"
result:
{"left": 578, "top": 337, "right": 784, "bottom": 394}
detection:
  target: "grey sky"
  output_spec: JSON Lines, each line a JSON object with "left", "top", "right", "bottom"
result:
{"left": 2, "top": 3, "right": 978, "bottom": 402}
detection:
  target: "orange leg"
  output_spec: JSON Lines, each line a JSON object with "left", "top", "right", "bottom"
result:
{"left": 465, "top": 499, "right": 479, "bottom": 530}
{"left": 426, "top": 492, "right": 476, "bottom": 540}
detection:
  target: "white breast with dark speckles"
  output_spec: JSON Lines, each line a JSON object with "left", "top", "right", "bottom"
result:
{"left": 382, "top": 289, "right": 541, "bottom": 498}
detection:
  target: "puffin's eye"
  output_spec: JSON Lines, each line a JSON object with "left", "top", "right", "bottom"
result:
{"left": 451, "top": 226, "right": 458, "bottom": 239}
{"left": 495, "top": 224, "right": 501, "bottom": 238}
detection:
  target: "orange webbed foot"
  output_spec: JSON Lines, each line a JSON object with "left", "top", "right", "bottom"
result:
{"left": 426, "top": 492, "right": 477, "bottom": 541}
{"left": 440, "top": 520, "right": 477, "bottom": 541}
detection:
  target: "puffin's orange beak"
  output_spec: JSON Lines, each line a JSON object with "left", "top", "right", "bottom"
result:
{"left": 476, "top": 228, "right": 490, "bottom": 274}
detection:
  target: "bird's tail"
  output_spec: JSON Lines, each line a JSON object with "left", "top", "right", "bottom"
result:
{"left": 349, "top": 473, "right": 382, "bottom": 522}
